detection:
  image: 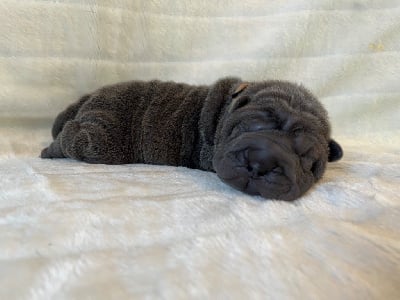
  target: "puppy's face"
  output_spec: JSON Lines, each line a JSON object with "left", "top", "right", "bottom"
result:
{"left": 212, "top": 81, "right": 342, "bottom": 201}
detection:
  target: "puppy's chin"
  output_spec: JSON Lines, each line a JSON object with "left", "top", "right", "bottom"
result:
{"left": 212, "top": 132, "right": 316, "bottom": 201}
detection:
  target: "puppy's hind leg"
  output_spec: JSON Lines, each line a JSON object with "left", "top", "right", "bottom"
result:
{"left": 51, "top": 110, "right": 130, "bottom": 164}
{"left": 41, "top": 110, "right": 130, "bottom": 164}
{"left": 41, "top": 120, "right": 84, "bottom": 160}
{"left": 51, "top": 94, "right": 90, "bottom": 139}
{"left": 41, "top": 94, "right": 91, "bottom": 159}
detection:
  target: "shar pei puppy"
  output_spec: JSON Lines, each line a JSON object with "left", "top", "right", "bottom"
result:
{"left": 41, "top": 77, "right": 343, "bottom": 201}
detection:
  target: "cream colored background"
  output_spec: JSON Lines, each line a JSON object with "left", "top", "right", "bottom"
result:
{"left": 0, "top": 1, "right": 399, "bottom": 299}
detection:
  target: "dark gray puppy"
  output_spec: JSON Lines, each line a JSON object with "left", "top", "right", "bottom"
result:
{"left": 41, "top": 77, "right": 342, "bottom": 201}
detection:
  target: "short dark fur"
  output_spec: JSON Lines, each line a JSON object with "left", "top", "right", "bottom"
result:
{"left": 41, "top": 77, "right": 342, "bottom": 200}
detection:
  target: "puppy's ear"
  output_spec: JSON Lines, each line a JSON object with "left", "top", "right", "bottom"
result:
{"left": 328, "top": 139, "right": 343, "bottom": 162}
{"left": 229, "top": 83, "right": 250, "bottom": 112}
{"left": 231, "top": 83, "right": 249, "bottom": 98}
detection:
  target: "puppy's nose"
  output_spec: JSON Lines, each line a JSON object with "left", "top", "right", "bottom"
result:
{"left": 247, "top": 150, "right": 277, "bottom": 177}
{"left": 244, "top": 139, "right": 295, "bottom": 181}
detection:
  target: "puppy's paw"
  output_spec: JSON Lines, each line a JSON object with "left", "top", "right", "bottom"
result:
{"left": 40, "top": 142, "right": 66, "bottom": 159}
{"left": 40, "top": 147, "right": 51, "bottom": 158}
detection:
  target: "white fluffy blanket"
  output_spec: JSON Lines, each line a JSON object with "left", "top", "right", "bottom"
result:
{"left": 1, "top": 1, "right": 399, "bottom": 299}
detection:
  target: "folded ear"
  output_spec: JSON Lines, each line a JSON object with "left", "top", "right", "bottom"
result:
{"left": 328, "top": 139, "right": 343, "bottom": 162}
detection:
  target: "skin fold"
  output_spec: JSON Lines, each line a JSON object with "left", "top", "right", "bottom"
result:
{"left": 41, "top": 77, "right": 343, "bottom": 201}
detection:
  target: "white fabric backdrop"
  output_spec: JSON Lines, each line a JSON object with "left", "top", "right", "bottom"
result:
{"left": 0, "top": 1, "right": 399, "bottom": 299}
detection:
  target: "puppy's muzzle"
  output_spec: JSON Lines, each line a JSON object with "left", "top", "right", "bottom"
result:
{"left": 213, "top": 132, "right": 310, "bottom": 201}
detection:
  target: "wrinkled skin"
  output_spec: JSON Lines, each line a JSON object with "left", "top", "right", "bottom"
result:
{"left": 41, "top": 78, "right": 342, "bottom": 201}
{"left": 211, "top": 81, "right": 342, "bottom": 200}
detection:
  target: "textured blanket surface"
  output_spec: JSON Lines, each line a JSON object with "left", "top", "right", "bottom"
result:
{"left": 1, "top": 0, "right": 399, "bottom": 299}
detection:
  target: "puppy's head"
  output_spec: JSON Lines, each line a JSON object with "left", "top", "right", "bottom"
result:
{"left": 210, "top": 80, "right": 342, "bottom": 201}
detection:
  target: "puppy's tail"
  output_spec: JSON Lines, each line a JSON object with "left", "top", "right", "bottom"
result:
{"left": 51, "top": 94, "right": 90, "bottom": 139}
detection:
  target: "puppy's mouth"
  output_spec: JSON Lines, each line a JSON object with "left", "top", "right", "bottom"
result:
{"left": 213, "top": 132, "right": 316, "bottom": 201}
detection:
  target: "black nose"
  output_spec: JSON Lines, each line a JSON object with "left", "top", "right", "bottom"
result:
{"left": 244, "top": 140, "right": 287, "bottom": 178}
{"left": 246, "top": 151, "right": 276, "bottom": 178}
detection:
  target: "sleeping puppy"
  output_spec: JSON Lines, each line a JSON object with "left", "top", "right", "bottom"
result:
{"left": 41, "top": 77, "right": 342, "bottom": 201}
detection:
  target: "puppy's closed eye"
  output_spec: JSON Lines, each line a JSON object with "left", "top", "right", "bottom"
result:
{"left": 229, "top": 118, "right": 277, "bottom": 138}
{"left": 291, "top": 126, "right": 305, "bottom": 135}
{"left": 247, "top": 119, "right": 278, "bottom": 132}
